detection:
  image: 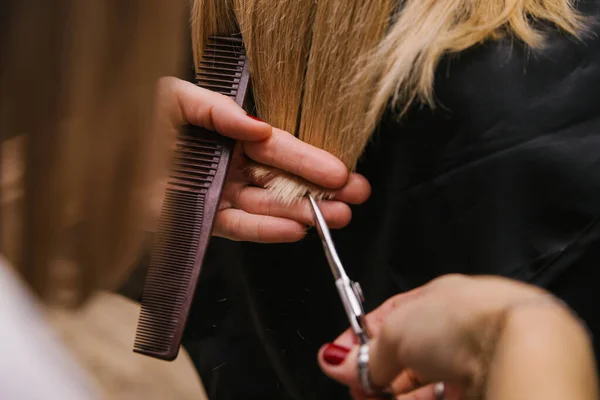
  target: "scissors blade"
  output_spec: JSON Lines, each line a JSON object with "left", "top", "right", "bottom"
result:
{"left": 307, "top": 194, "right": 346, "bottom": 280}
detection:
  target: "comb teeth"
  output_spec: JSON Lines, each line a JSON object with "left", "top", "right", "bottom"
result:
{"left": 170, "top": 132, "right": 221, "bottom": 192}
{"left": 133, "top": 125, "right": 224, "bottom": 360}
{"left": 133, "top": 190, "right": 203, "bottom": 356}
{"left": 196, "top": 37, "right": 246, "bottom": 99}
{"left": 134, "top": 35, "right": 251, "bottom": 361}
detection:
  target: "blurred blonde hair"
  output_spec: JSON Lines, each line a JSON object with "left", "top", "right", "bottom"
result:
{"left": 0, "top": 0, "right": 186, "bottom": 306}
{"left": 192, "top": 0, "right": 585, "bottom": 202}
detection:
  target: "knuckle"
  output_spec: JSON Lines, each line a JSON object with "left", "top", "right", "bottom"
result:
{"left": 233, "top": 213, "right": 244, "bottom": 238}
{"left": 197, "top": 103, "right": 215, "bottom": 130}
{"left": 255, "top": 217, "right": 267, "bottom": 242}
{"left": 232, "top": 187, "right": 244, "bottom": 208}
{"left": 218, "top": 213, "right": 244, "bottom": 241}
{"left": 301, "top": 201, "right": 314, "bottom": 225}
{"left": 215, "top": 94, "right": 237, "bottom": 112}
{"left": 213, "top": 214, "right": 231, "bottom": 239}
{"left": 430, "top": 273, "right": 468, "bottom": 288}
{"left": 221, "top": 217, "right": 237, "bottom": 239}
{"left": 264, "top": 131, "right": 282, "bottom": 165}
{"left": 157, "top": 76, "right": 175, "bottom": 94}
{"left": 224, "top": 96, "right": 238, "bottom": 107}
{"left": 257, "top": 193, "right": 274, "bottom": 216}
{"left": 296, "top": 155, "right": 309, "bottom": 178}
{"left": 378, "top": 321, "right": 398, "bottom": 352}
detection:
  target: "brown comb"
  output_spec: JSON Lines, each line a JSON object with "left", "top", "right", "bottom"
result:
{"left": 133, "top": 35, "right": 251, "bottom": 361}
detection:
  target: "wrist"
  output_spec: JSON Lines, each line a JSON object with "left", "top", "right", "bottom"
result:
{"left": 483, "top": 296, "right": 597, "bottom": 399}
{"left": 501, "top": 295, "right": 591, "bottom": 366}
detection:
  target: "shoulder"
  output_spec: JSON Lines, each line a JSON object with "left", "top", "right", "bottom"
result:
{"left": 432, "top": 4, "right": 600, "bottom": 133}
{"left": 47, "top": 291, "right": 209, "bottom": 400}
{"left": 0, "top": 257, "right": 99, "bottom": 400}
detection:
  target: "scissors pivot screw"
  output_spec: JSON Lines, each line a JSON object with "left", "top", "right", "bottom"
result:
{"left": 353, "top": 281, "right": 365, "bottom": 302}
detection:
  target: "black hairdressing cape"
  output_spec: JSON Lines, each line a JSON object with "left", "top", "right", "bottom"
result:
{"left": 183, "top": 2, "right": 600, "bottom": 398}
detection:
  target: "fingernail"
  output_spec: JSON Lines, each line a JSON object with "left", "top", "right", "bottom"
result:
{"left": 248, "top": 115, "right": 264, "bottom": 122}
{"left": 323, "top": 343, "right": 350, "bottom": 366}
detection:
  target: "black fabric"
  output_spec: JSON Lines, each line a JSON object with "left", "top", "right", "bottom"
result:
{"left": 183, "top": 2, "right": 600, "bottom": 399}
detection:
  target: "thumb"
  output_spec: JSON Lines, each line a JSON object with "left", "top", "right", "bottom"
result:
{"left": 158, "top": 76, "right": 271, "bottom": 141}
{"left": 317, "top": 335, "right": 404, "bottom": 394}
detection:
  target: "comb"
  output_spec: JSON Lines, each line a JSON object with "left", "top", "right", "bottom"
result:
{"left": 133, "top": 35, "right": 251, "bottom": 361}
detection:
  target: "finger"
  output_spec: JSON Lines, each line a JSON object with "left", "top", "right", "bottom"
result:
{"left": 243, "top": 127, "right": 349, "bottom": 189}
{"left": 333, "top": 173, "right": 371, "bottom": 205}
{"left": 318, "top": 331, "right": 405, "bottom": 391}
{"left": 318, "top": 344, "right": 364, "bottom": 388}
{"left": 388, "top": 370, "right": 427, "bottom": 395}
{"left": 396, "top": 383, "right": 464, "bottom": 400}
{"left": 159, "top": 77, "right": 271, "bottom": 141}
{"left": 231, "top": 186, "right": 352, "bottom": 228}
{"left": 346, "top": 369, "right": 427, "bottom": 399}
{"left": 349, "top": 376, "right": 437, "bottom": 400}
{"left": 396, "top": 384, "right": 437, "bottom": 400}
{"left": 213, "top": 208, "right": 307, "bottom": 243}
{"left": 331, "top": 288, "right": 428, "bottom": 349}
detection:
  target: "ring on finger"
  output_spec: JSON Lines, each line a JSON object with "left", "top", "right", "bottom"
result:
{"left": 434, "top": 382, "right": 445, "bottom": 400}
{"left": 357, "top": 343, "right": 395, "bottom": 398}
{"left": 357, "top": 343, "right": 375, "bottom": 394}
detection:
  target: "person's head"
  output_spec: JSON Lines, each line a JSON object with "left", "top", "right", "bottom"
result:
{"left": 192, "top": 0, "right": 588, "bottom": 201}
{"left": 0, "top": 0, "right": 186, "bottom": 306}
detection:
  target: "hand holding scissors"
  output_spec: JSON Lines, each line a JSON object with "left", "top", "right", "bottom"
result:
{"left": 309, "top": 194, "right": 436, "bottom": 399}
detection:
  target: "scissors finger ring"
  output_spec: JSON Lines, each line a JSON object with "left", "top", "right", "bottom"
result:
{"left": 357, "top": 343, "right": 375, "bottom": 394}
{"left": 357, "top": 344, "right": 396, "bottom": 399}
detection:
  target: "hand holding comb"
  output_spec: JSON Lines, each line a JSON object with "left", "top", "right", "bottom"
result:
{"left": 134, "top": 35, "right": 251, "bottom": 361}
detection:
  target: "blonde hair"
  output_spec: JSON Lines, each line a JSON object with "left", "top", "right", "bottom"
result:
{"left": 0, "top": 0, "right": 186, "bottom": 305}
{"left": 192, "top": 0, "right": 585, "bottom": 202}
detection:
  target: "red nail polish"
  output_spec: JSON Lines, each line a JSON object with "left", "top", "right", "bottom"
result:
{"left": 248, "top": 115, "right": 264, "bottom": 122}
{"left": 323, "top": 343, "right": 350, "bottom": 366}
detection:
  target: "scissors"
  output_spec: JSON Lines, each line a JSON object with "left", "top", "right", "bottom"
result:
{"left": 309, "top": 194, "right": 399, "bottom": 399}
{"left": 307, "top": 193, "right": 370, "bottom": 345}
